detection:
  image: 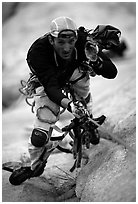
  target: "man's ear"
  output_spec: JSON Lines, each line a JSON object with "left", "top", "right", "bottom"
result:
{"left": 48, "top": 35, "right": 54, "bottom": 45}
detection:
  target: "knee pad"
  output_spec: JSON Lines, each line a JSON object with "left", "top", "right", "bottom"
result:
{"left": 31, "top": 128, "right": 48, "bottom": 147}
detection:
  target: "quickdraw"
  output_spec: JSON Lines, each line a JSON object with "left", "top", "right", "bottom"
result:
{"left": 42, "top": 124, "right": 72, "bottom": 158}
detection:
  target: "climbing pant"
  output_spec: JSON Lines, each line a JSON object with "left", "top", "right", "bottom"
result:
{"left": 28, "top": 68, "right": 93, "bottom": 170}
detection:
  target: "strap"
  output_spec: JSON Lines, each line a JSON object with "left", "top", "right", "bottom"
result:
{"left": 51, "top": 125, "right": 63, "bottom": 133}
{"left": 46, "top": 124, "right": 74, "bottom": 156}
{"left": 48, "top": 126, "right": 54, "bottom": 139}
{"left": 85, "top": 93, "right": 91, "bottom": 104}
{"left": 50, "top": 134, "right": 66, "bottom": 141}
{"left": 70, "top": 160, "right": 77, "bottom": 172}
{"left": 69, "top": 72, "right": 86, "bottom": 85}
{"left": 69, "top": 131, "right": 75, "bottom": 140}
{"left": 56, "top": 145, "right": 72, "bottom": 153}
{"left": 48, "top": 125, "right": 68, "bottom": 141}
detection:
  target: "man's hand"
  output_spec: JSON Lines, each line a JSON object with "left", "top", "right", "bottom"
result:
{"left": 85, "top": 38, "right": 99, "bottom": 62}
{"left": 80, "top": 61, "right": 96, "bottom": 77}
{"left": 68, "top": 101, "right": 86, "bottom": 118}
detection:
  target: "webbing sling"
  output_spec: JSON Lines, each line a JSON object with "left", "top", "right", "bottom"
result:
{"left": 69, "top": 72, "right": 87, "bottom": 85}
{"left": 48, "top": 125, "right": 72, "bottom": 153}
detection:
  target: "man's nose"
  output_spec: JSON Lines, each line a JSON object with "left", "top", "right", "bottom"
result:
{"left": 63, "top": 43, "right": 71, "bottom": 52}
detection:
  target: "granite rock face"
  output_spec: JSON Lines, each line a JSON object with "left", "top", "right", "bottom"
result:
{"left": 2, "top": 2, "right": 136, "bottom": 202}
{"left": 75, "top": 113, "right": 136, "bottom": 202}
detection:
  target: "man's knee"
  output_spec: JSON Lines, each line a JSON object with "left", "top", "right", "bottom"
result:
{"left": 31, "top": 128, "right": 48, "bottom": 147}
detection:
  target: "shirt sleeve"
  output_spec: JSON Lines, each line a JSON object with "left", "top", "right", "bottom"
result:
{"left": 93, "top": 51, "right": 118, "bottom": 79}
{"left": 28, "top": 47, "right": 68, "bottom": 106}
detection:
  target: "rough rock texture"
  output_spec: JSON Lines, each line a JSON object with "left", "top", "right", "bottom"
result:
{"left": 75, "top": 113, "right": 136, "bottom": 202}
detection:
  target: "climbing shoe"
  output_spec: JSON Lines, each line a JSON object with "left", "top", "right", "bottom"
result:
{"left": 9, "top": 166, "right": 33, "bottom": 185}
{"left": 9, "top": 162, "right": 46, "bottom": 185}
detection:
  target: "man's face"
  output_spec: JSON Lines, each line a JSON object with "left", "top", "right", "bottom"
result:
{"left": 52, "top": 31, "right": 77, "bottom": 60}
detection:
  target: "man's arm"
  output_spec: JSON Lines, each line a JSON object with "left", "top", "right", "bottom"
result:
{"left": 27, "top": 47, "right": 71, "bottom": 108}
{"left": 92, "top": 51, "right": 118, "bottom": 79}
